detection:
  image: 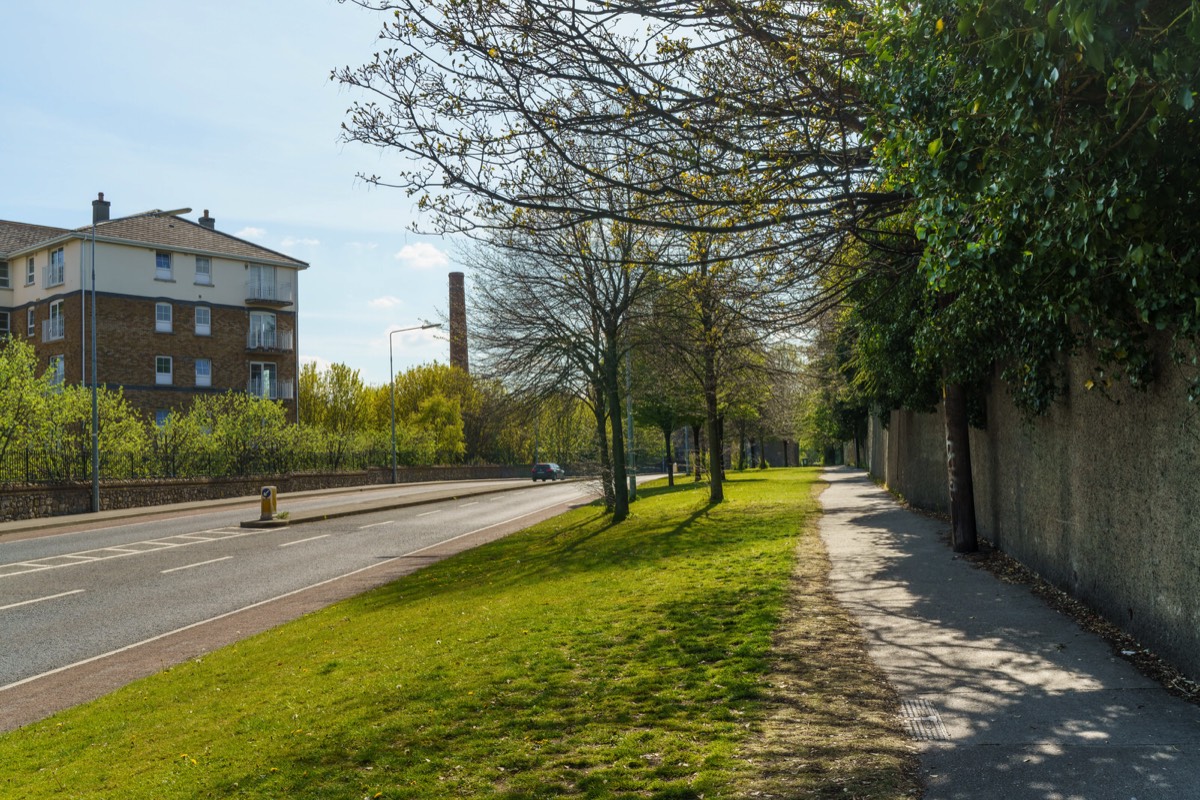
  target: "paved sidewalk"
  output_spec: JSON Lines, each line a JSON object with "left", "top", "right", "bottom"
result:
{"left": 819, "top": 468, "right": 1200, "bottom": 800}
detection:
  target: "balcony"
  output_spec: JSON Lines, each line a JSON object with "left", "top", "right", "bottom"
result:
{"left": 42, "top": 317, "right": 65, "bottom": 342}
{"left": 245, "top": 278, "right": 294, "bottom": 306}
{"left": 43, "top": 264, "right": 65, "bottom": 289}
{"left": 246, "top": 329, "right": 294, "bottom": 352}
{"left": 247, "top": 378, "right": 294, "bottom": 401}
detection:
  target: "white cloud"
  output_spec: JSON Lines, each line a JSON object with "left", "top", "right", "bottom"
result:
{"left": 369, "top": 295, "right": 402, "bottom": 310}
{"left": 235, "top": 226, "right": 267, "bottom": 240}
{"left": 301, "top": 354, "right": 334, "bottom": 372}
{"left": 394, "top": 242, "right": 449, "bottom": 270}
{"left": 281, "top": 236, "right": 320, "bottom": 248}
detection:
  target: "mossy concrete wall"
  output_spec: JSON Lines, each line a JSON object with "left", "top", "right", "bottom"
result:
{"left": 868, "top": 360, "right": 1200, "bottom": 682}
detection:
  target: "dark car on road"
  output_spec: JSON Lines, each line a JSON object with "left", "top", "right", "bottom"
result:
{"left": 532, "top": 462, "right": 565, "bottom": 481}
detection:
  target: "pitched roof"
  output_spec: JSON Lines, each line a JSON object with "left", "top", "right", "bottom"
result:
{"left": 81, "top": 214, "right": 309, "bottom": 269}
{"left": 0, "top": 213, "right": 308, "bottom": 269}
{"left": 0, "top": 220, "right": 70, "bottom": 258}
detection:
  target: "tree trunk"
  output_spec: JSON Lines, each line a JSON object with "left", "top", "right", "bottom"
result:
{"left": 691, "top": 424, "right": 704, "bottom": 481}
{"left": 591, "top": 381, "right": 614, "bottom": 511}
{"left": 663, "top": 427, "right": 675, "bottom": 487}
{"left": 943, "top": 382, "right": 978, "bottom": 553}
{"left": 705, "top": 385, "right": 724, "bottom": 503}
{"left": 606, "top": 353, "right": 629, "bottom": 522}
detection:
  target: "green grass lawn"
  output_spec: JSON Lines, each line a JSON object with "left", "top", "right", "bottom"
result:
{"left": 0, "top": 468, "right": 917, "bottom": 799}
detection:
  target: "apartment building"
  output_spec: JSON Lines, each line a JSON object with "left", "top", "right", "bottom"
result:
{"left": 0, "top": 194, "right": 308, "bottom": 422}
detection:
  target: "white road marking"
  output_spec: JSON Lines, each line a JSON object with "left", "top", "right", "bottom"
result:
{"left": 0, "top": 494, "right": 582, "bottom": 695}
{"left": 356, "top": 521, "right": 395, "bottom": 530}
{"left": 459, "top": 502, "right": 479, "bottom": 508}
{"left": 417, "top": 509, "right": 442, "bottom": 517}
{"left": 280, "top": 535, "right": 330, "bottom": 547}
{"left": 0, "top": 590, "right": 84, "bottom": 612}
{"left": 161, "top": 556, "right": 233, "bottom": 574}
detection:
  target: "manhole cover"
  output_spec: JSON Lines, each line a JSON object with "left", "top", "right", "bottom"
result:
{"left": 899, "top": 697, "right": 950, "bottom": 741}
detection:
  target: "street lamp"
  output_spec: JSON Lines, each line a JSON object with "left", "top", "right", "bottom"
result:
{"left": 90, "top": 203, "right": 191, "bottom": 513}
{"left": 389, "top": 321, "right": 441, "bottom": 483}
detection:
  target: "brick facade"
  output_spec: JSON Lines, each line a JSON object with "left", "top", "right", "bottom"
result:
{"left": 23, "top": 290, "right": 298, "bottom": 420}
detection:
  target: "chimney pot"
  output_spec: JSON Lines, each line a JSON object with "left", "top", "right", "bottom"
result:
{"left": 199, "top": 209, "right": 216, "bottom": 230}
{"left": 92, "top": 192, "right": 111, "bottom": 224}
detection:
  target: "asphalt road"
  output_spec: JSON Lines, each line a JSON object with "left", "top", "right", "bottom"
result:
{"left": 0, "top": 479, "right": 594, "bottom": 692}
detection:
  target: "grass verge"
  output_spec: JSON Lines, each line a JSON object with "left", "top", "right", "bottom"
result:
{"left": 0, "top": 468, "right": 917, "bottom": 798}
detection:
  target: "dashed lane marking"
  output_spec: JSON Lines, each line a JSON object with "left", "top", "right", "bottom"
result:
{"left": 1, "top": 527, "right": 264, "bottom": 580}
{"left": 280, "top": 535, "right": 330, "bottom": 547}
{"left": 0, "top": 590, "right": 85, "bottom": 612}
{"left": 161, "top": 556, "right": 233, "bottom": 574}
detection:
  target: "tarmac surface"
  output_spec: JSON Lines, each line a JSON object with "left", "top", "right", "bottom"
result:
{"left": 819, "top": 468, "right": 1200, "bottom": 800}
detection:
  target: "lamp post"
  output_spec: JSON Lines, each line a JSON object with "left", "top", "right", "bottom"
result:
{"left": 389, "top": 321, "right": 440, "bottom": 483}
{"left": 90, "top": 204, "right": 190, "bottom": 513}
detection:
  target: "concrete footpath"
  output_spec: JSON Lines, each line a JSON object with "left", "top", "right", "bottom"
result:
{"left": 819, "top": 468, "right": 1200, "bottom": 800}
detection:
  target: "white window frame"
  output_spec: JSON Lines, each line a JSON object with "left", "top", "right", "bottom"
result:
{"left": 155, "top": 302, "right": 173, "bottom": 333}
{"left": 26, "top": 307, "right": 35, "bottom": 337}
{"left": 25, "top": 257, "right": 35, "bottom": 286}
{"left": 155, "top": 251, "right": 173, "bottom": 280}
{"left": 249, "top": 361, "right": 277, "bottom": 398}
{"left": 45, "top": 247, "right": 65, "bottom": 287}
{"left": 249, "top": 310, "right": 276, "bottom": 349}
{"left": 44, "top": 300, "right": 64, "bottom": 341}
{"left": 195, "top": 305, "right": 211, "bottom": 336}
{"left": 155, "top": 355, "right": 173, "bottom": 385}
{"left": 195, "top": 256, "right": 212, "bottom": 285}
{"left": 195, "top": 357, "right": 212, "bottom": 387}
{"left": 0, "top": 261, "right": 9, "bottom": 289}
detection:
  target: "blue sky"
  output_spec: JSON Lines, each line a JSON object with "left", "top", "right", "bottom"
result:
{"left": 0, "top": 1, "right": 459, "bottom": 385}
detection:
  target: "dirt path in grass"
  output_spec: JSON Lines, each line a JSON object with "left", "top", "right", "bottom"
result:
{"left": 735, "top": 483, "right": 921, "bottom": 799}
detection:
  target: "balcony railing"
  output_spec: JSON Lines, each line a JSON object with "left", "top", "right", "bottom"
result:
{"left": 43, "top": 264, "right": 65, "bottom": 288}
{"left": 42, "top": 317, "right": 65, "bottom": 341}
{"left": 245, "top": 278, "right": 294, "bottom": 305}
{"left": 246, "top": 329, "right": 294, "bottom": 351}
{"left": 247, "top": 378, "right": 294, "bottom": 401}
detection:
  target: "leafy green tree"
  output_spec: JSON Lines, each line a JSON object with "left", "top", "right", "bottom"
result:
{"left": 0, "top": 339, "right": 51, "bottom": 466}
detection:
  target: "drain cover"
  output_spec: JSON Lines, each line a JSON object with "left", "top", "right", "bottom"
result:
{"left": 900, "top": 697, "right": 951, "bottom": 741}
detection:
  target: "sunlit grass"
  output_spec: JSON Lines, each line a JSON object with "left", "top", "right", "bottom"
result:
{"left": 0, "top": 468, "right": 915, "bottom": 798}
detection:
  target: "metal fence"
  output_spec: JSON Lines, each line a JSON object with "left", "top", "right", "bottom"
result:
{"left": 0, "top": 444, "right": 394, "bottom": 485}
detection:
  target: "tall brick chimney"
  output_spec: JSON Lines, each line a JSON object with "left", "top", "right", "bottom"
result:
{"left": 449, "top": 271, "right": 469, "bottom": 374}
{"left": 199, "top": 209, "right": 216, "bottom": 230}
{"left": 92, "top": 192, "right": 110, "bottom": 224}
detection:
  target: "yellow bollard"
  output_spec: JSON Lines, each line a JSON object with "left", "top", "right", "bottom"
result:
{"left": 260, "top": 486, "right": 277, "bottom": 521}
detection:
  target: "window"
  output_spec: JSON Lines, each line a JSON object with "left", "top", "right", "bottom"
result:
{"left": 0, "top": 312, "right": 8, "bottom": 337}
{"left": 25, "top": 257, "right": 35, "bottom": 286}
{"left": 0, "top": 260, "right": 9, "bottom": 289}
{"left": 195, "top": 306, "right": 211, "bottom": 336}
{"left": 154, "top": 409, "right": 171, "bottom": 426}
{"left": 155, "top": 251, "right": 172, "bottom": 280}
{"left": 45, "top": 247, "right": 65, "bottom": 287}
{"left": 155, "top": 302, "right": 173, "bottom": 333}
{"left": 249, "top": 361, "right": 277, "bottom": 398}
{"left": 248, "top": 264, "right": 277, "bottom": 300}
{"left": 49, "top": 355, "right": 64, "bottom": 385}
{"left": 249, "top": 311, "right": 276, "bottom": 349}
{"left": 44, "top": 300, "right": 64, "bottom": 341}
{"left": 195, "top": 358, "right": 212, "bottom": 387}
{"left": 155, "top": 356, "right": 173, "bottom": 385}
{"left": 26, "top": 307, "right": 35, "bottom": 337}
{"left": 195, "top": 256, "right": 212, "bottom": 285}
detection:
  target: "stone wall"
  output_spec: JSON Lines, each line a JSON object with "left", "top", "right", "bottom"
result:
{"left": 0, "top": 464, "right": 531, "bottom": 522}
{"left": 868, "top": 360, "right": 1200, "bottom": 681}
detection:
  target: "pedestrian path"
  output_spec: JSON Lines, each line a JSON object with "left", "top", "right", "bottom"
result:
{"left": 819, "top": 468, "right": 1200, "bottom": 800}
